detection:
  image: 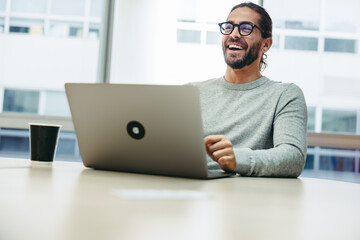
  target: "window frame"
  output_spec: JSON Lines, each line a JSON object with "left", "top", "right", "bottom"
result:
{"left": 0, "top": 0, "right": 115, "bottom": 132}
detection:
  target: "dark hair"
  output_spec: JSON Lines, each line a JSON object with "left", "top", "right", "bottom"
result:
{"left": 229, "top": 2, "right": 272, "bottom": 71}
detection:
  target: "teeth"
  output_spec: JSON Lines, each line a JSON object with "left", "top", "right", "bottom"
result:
{"left": 229, "top": 44, "right": 243, "bottom": 50}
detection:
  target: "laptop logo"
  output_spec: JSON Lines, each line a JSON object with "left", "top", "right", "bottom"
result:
{"left": 127, "top": 121, "right": 145, "bottom": 140}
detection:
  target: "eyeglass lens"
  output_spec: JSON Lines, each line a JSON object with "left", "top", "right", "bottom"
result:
{"left": 220, "top": 23, "right": 253, "bottom": 36}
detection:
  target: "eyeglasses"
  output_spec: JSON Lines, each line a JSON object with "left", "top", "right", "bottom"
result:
{"left": 218, "top": 22, "right": 264, "bottom": 36}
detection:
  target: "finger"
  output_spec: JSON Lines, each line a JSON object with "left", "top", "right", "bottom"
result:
{"left": 207, "top": 139, "right": 232, "bottom": 153}
{"left": 204, "top": 135, "right": 226, "bottom": 145}
{"left": 217, "top": 156, "right": 236, "bottom": 171}
{"left": 211, "top": 148, "right": 234, "bottom": 161}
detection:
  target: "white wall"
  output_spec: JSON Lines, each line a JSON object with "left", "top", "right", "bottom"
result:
{"left": 110, "top": 0, "right": 178, "bottom": 84}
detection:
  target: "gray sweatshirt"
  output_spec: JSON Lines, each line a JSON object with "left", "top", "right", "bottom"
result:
{"left": 191, "top": 76, "right": 307, "bottom": 177}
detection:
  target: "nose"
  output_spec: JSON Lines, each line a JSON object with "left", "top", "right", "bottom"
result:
{"left": 229, "top": 25, "right": 241, "bottom": 38}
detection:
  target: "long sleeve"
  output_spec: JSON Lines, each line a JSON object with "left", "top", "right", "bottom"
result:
{"left": 234, "top": 84, "right": 307, "bottom": 177}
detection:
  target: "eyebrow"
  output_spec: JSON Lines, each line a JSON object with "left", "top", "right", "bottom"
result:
{"left": 225, "top": 20, "right": 255, "bottom": 25}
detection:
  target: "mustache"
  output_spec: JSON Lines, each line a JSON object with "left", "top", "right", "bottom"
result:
{"left": 225, "top": 38, "right": 248, "bottom": 49}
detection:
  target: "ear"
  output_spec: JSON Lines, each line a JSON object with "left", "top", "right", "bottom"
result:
{"left": 262, "top": 37, "right": 273, "bottom": 53}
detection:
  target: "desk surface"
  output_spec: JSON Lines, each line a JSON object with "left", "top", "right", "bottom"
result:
{"left": 1, "top": 158, "right": 359, "bottom": 240}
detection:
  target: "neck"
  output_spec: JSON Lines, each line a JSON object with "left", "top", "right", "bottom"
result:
{"left": 224, "top": 64, "right": 262, "bottom": 84}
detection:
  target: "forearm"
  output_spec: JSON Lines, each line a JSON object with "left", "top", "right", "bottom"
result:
{"left": 234, "top": 144, "right": 306, "bottom": 177}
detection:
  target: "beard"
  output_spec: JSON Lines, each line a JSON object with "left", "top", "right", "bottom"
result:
{"left": 223, "top": 39, "right": 262, "bottom": 69}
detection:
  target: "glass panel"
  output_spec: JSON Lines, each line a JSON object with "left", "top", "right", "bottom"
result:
{"left": 0, "top": 18, "right": 4, "bottom": 33}
{"left": 44, "top": 91, "right": 70, "bottom": 116}
{"left": 322, "top": 109, "right": 357, "bottom": 134}
{"left": 11, "top": 0, "right": 46, "bottom": 14}
{"left": 49, "top": 21, "right": 83, "bottom": 38}
{"left": 307, "top": 106, "right": 316, "bottom": 131}
{"left": 304, "top": 154, "right": 314, "bottom": 169}
{"left": 52, "top": 131, "right": 81, "bottom": 161}
{"left": 284, "top": 36, "right": 318, "bottom": 51}
{"left": 272, "top": 35, "right": 280, "bottom": 49}
{"left": 325, "top": 0, "right": 360, "bottom": 33}
{"left": 9, "top": 18, "right": 44, "bottom": 35}
{"left": 324, "top": 38, "right": 357, "bottom": 53}
{"left": 1, "top": 1, "right": 104, "bottom": 117}
{"left": 57, "top": 133, "right": 76, "bottom": 155}
{"left": 0, "top": 0, "right": 5, "bottom": 12}
{"left": 3, "top": 89, "right": 39, "bottom": 114}
{"left": 90, "top": 0, "right": 102, "bottom": 18}
{"left": 206, "top": 31, "right": 221, "bottom": 45}
{"left": 89, "top": 23, "right": 100, "bottom": 39}
{"left": 0, "top": 129, "right": 29, "bottom": 153}
{"left": 0, "top": 128, "right": 81, "bottom": 162}
{"left": 319, "top": 155, "right": 355, "bottom": 172}
{"left": 50, "top": 0, "right": 85, "bottom": 16}
{"left": 264, "top": 0, "right": 321, "bottom": 30}
{"left": 177, "top": 29, "right": 201, "bottom": 43}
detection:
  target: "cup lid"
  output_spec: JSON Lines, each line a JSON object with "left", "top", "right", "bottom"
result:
{"left": 28, "top": 123, "right": 62, "bottom": 128}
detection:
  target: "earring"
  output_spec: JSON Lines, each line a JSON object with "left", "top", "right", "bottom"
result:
{"left": 263, "top": 48, "right": 266, "bottom": 51}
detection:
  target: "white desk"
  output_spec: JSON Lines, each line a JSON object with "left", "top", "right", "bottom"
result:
{"left": 1, "top": 158, "right": 359, "bottom": 240}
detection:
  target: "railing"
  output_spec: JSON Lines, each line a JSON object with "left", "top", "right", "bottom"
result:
{"left": 307, "top": 132, "right": 360, "bottom": 149}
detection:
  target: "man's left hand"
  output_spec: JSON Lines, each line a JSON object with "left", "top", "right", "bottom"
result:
{"left": 204, "top": 135, "right": 236, "bottom": 172}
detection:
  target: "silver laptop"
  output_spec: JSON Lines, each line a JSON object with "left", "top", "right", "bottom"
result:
{"left": 65, "top": 83, "right": 235, "bottom": 179}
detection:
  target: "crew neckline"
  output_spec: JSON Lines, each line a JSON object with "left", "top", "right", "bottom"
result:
{"left": 220, "top": 76, "right": 269, "bottom": 90}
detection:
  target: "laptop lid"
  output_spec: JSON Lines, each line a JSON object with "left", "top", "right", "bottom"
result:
{"left": 65, "top": 83, "right": 234, "bottom": 179}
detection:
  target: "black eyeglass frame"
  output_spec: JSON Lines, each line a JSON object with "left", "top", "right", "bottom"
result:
{"left": 218, "top": 22, "right": 264, "bottom": 36}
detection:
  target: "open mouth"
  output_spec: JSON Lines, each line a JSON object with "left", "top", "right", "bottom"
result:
{"left": 228, "top": 44, "right": 244, "bottom": 51}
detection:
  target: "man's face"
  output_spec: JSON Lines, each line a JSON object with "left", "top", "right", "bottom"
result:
{"left": 222, "top": 7, "right": 263, "bottom": 70}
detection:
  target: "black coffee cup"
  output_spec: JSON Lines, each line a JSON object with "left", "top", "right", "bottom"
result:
{"left": 29, "top": 123, "right": 62, "bottom": 162}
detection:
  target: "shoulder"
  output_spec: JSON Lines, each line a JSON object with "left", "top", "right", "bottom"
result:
{"left": 265, "top": 78, "right": 305, "bottom": 98}
{"left": 189, "top": 77, "right": 222, "bottom": 89}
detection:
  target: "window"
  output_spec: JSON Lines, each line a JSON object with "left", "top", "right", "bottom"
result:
{"left": 0, "top": 0, "right": 5, "bottom": 12}
{"left": 284, "top": 36, "right": 318, "bottom": 51}
{"left": 0, "top": 18, "right": 4, "bottom": 33}
{"left": 324, "top": 38, "right": 357, "bottom": 53}
{"left": 307, "top": 107, "right": 316, "bottom": 131}
{"left": 320, "top": 154, "right": 356, "bottom": 172}
{"left": 43, "top": 91, "right": 70, "bottom": 116}
{"left": 11, "top": 0, "right": 46, "bottom": 14}
{"left": 272, "top": 35, "right": 280, "bottom": 49}
{"left": 264, "top": 0, "right": 321, "bottom": 30}
{"left": 305, "top": 147, "right": 360, "bottom": 174}
{"left": 90, "top": 0, "right": 103, "bottom": 18}
{"left": 49, "top": 21, "right": 83, "bottom": 38}
{"left": 263, "top": 0, "right": 360, "bottom": 179}
{"left": 322, "top": 109, "right": 357, "bottom": 134}
{"left": 0, "top": 0, "right": 106, "bottom": 159}
{"left": 3, "top": 89, "right": 39, "bottom": 114}
{"left": 89, "top": 23, "right": 101, "bottom": 39}
{"left": 9, "top": 18, "right": 44, "bottom": 35}
{"left": 177, "top": 29, "right": 201, "bottom": 44}
{"left": 1, "top": 0, "right": 104, "bottom": 115}
{"left": 305, "top": 154, "right": 314, "bottom": 169}
{"left": 175, "top": 0, "right": 243, "bottom": 45}
{"left": 0, "top": 129, "right": 29, "bottom": 153}
{"left": 263, "top": 0, "right": 360, "bottom": 133}
{"left": 50, "top": 0, "right": 85, "bottom": 16}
